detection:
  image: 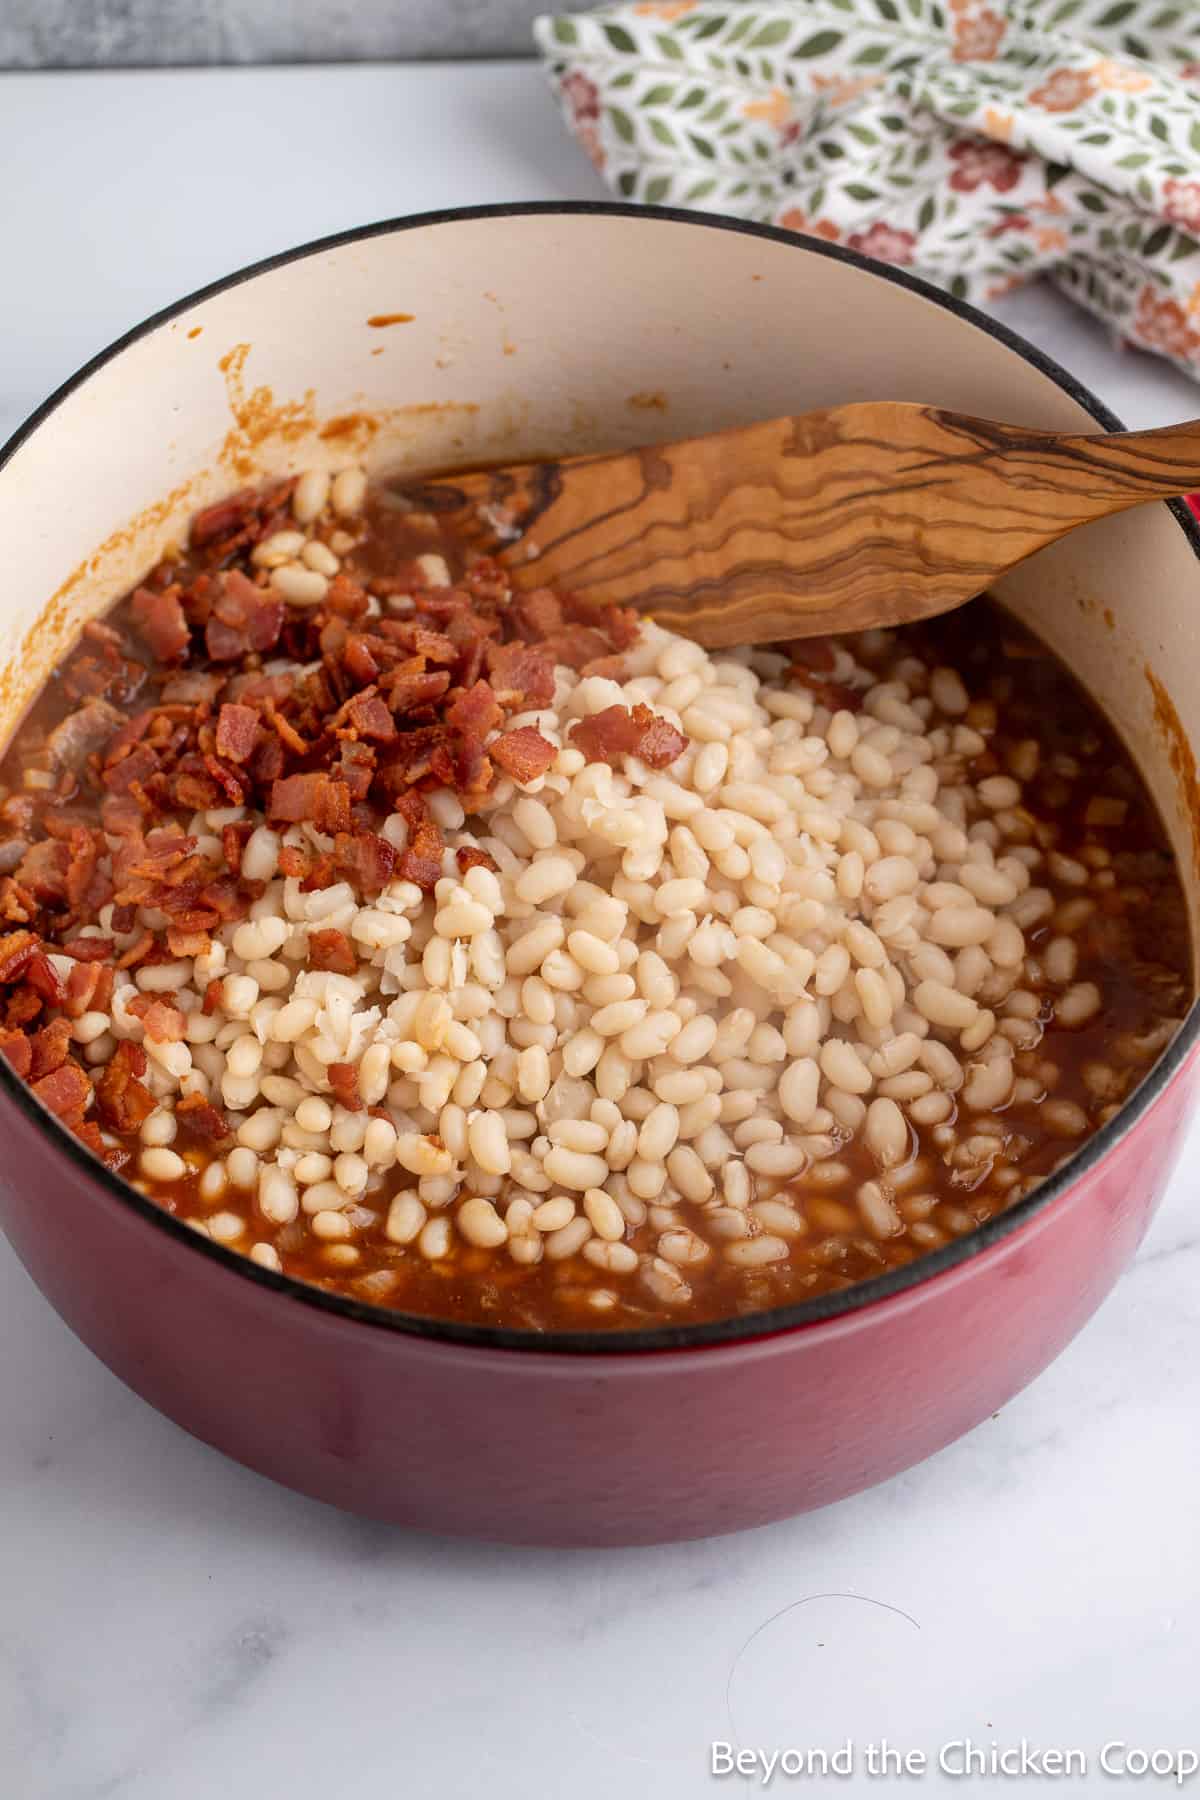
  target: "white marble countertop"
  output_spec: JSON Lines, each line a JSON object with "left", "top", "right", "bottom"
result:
{"left": 2, "top": 61, "right": 1200, "bottom": 1800}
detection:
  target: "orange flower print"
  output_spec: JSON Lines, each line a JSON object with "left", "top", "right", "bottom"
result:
{"left": 1092, "top": 57, "right": 1152, "bottom": 94}
{"left": 743, "top": 87, "right": 794, "bottom": 130}
{"left": 811, "top": 71, "right": 885, "bottom": 108}
{"left": 1035, "top": 226, "right": 1068, "bottom": 255}
{"left": 634, "top": 0, "right": 696, "bottom": 16}
{"left": 984, "top": 106, "right": 1015, "bottom": 143}
{"left": 777, "top": 207, "right": 840, "bottom": 242}
{"left": 1029, "top": 68, "right": 1097, "bottom": 113}
{"left": 576, "top": 123, "right": 606, "bottom": 174}
{"left": 953, "top": 8, "right": 1006, "bottom": 62}
{"left": 1187, "top": 282, "right": 1200, "bottom": 321}
{"left": 1163, "top": 179, "right": 1200, "bottom": 234}
{"left": 1134, "top": 286, "right": 1200, "bottom": 363}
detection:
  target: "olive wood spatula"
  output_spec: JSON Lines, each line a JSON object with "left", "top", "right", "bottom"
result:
{"left": 396, "top": 402, "right": 1200, "bottom": 648}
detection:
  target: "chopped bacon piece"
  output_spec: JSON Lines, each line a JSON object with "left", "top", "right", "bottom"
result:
{"left": 0, "top": 931, "right": 39, "bottom": 983}
{"left": 308, "top": 928, "right": 358, "bottom": 974}
{"left": 269, "top": 772, "right": 352, "bottom": 834}
{"left": 569, "top": 702, "right": 688, "bottom": 770}
{"left": 429, "top": 735, "right": 491, "bottom": 797}
{"left": 75, "top": 1120, "right": 133, "bottom": 1173}
{"left": 486, "top": 642, "right": 555, "bottom": 707}
{"left": 30, "top": 1017, "right": 72, "bottom": 1080}
{"left": 578, "top": 654, "right": 628, "bottom": 683}
{"left": 445, "top": 679, "right": 502, "bottom": 738}
{"left": 537, "top": 627, "right": 614, "bottom": 670}
{"left": 328, "top": 1062, "right": 363, "bottom": 1112}
{"left": 337, "top": 740, "right": 376, "bottom": 801}
{"left": 456, "top": 846, "right": 499, "bottom": 875}
{"left": 31, "top": 1060, "right": 92, "bottom": 1128}
{"left": 103, "top": 742, "right": 159, "bottom": 797}
{"left": 190, "top": 488, "right": 256, "bottom": 549}
{"left": 175, "top": 1092, "right": 232, "bottom": 1143}
{"left": 60, "top": 936, "right": 115, "bottom": 963}
{"left": 392, "top": 791, "right": 445, "bottom": 890}
{"left": 384, "top": 668, "right": 453, "bottom": 714}
{"left": 94, "top": 1040, "right": 156, "bottom": 1133}
{"left": 115, "top": 931, "right": 156, "bottom": 970}
{"left": 15, "top": 840, "right": 71, "bottom": 905}
{"left": 25, "top": 952, "right": 67, "bottom": 1007}
{"left": 0, "top": 1028, "right": 32, "bottom": 1079}
{"left": 215, "top": 703, "right": 260, "bottom": 763}
{"left": 102, "top": 709, "right": 154, "bottom": 768}
{"left": 342, "top": 636, "right": 380, "bottom": 685}
{"left": 277, "top": 844, "right": 312, "bottom": 879}
{"left": 203, "top": 977, "right": 224, "bottom": 1015}
{"left": 64, "top": 827, "right": 103, "bottom": 914}
{"left": 64, "top": 960, "right": 104, "bottom": 1019}
{"left": 128, "top": 996, "right": 187, "bottom": 1042}
{"left": 334, "top": 831, "right": 396, "bottom": 896}
{"left": 130, "top": 585, "right": 190, "bottom": 661}
{"left": 490, "top": 726, "right": 557, "bottom": 784}
{"left": 205, "top": 570, "right": 285, "bottom": 661}
{"left": 513, "top": 587, "right": 563, "bottom": 639}
{"left": 345, "top": 692, "right": 397, "bottom": 742}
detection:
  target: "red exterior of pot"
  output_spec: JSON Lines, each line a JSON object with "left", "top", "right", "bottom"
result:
{"left": 2, "top": 1046, "right": 1194, "bottom": 1547}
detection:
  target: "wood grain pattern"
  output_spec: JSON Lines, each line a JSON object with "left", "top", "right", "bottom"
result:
{"left": 397, "top": 402, "right": 1200, "bottom": 647}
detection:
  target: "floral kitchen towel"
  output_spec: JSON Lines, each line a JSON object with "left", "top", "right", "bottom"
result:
{"left": 534, "top": 1, "right": 1200, "bottom": 378}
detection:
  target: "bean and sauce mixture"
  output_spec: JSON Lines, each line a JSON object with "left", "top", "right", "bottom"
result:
{"left": 0, "top": 464, "right": 1189, "bottom": 1330}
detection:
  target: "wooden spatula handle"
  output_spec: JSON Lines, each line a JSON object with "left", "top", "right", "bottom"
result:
{"left": 399, "top": 405, "right": 1200, "bottom": 648}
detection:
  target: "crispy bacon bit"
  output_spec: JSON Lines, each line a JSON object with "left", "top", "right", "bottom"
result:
{"left": 345, "top": 692, "right": 397, "bottom": 742}
{"left": 175, "top": 1091, "right": 232, "bottom": 1142}
{"left": 490, "top": 726, "right": 557, "bottom": 784}
{"left": 269, "top": 772, "right": 352, "bottom": 834}
{"left": 215, "top": 703, "right": 260, "bottom": 763}
{"left": 277, "top": 844, "right": 311, "bottom": 880}
{"left": 308, "top": 928, "right": 358, "bottom": 974}
{"left": 446, "top": 679, "right": 502, "bottom": 738}
{"left": 63, "top": 960, "right": 104, "bottom": 1019}
{"left": 31, "top": 1060, "right": 92, "bottom": 1126}
{"left": 0, "top": 1027, "right": 32, "bottom": 1079}
{"left": 513, "top": 587, "right": 563, "bottom": 639}
{"left": 16, "top": 840, "right": 71, "bottom": 905}
{"left": 343, "top": 636, "right": 380, "bottom": 685}
{"left": 94, "top": 1039, "right": 156, "bottom": 1133}
{"left": 75, "top": 1121, "right": 132, "bottom": 1173}
{"left": 0, "top": 931, "right": 39, "bottom": 984}
{"left": 30, "top": 1017, "right": 72, "bottom": 1080}
{"left": 487, "top": 642, "right": 555, "bottom": 707}
{"left": 205, "top": 570, "right": 285, "bottom": 661}
{"left": 190, "top": 488, "right": 257, "bottom": 549}
{"left": 334, "top": 831, "right": 396, "bottom": 896}
{"left": 456, "top": 845, "right": 499, "bottom": 875}
{"left": 384, "top": 667, "right": 453, "bottom": 714}
{"left": 131, "top": 586, "right": 189, "bottom": 661}
{"left": 569, "top": 702, "right": 688, "bottom": 770}
{"left": 392, "top": 791, "right": 445, "bottom": 890}
{"left": 128, "top": 996, "right": 187, "bottom": 1042}
{"left": 60, "top": 935, "right": 112, "bottom": 965}
{"left": 24, "top": 952, "right": 67, "bottom": 1007}
{"left": 328, "top": 1062, "right": 363, "bottom": 1112}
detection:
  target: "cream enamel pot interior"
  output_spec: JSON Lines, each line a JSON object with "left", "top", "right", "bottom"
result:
{"left": 0, "top": 206, "right": 1196, "bottom": 1546}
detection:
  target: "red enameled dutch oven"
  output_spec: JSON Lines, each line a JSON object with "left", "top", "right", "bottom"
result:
{"left": 1, "top": 206, "right": 1197, "bottom": 1546}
